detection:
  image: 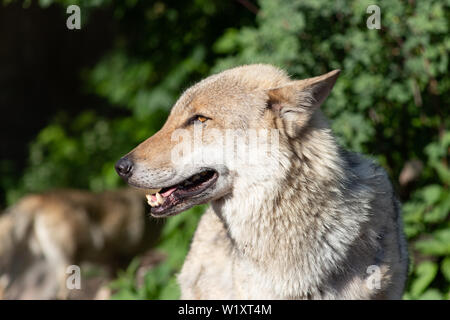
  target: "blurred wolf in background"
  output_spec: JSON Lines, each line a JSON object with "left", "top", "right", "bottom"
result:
{"left": 116, "top": 64, "right": 409, "bottom": 299}
{"left": 0, "top": 188, "right": 161, "bottom": 299}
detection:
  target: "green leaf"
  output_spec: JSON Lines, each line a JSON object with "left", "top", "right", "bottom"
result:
{"left": 403, "top": 202, "right": 425, "bottom": 224}
{"left": 110, "top": 289, "right": 141, "bottom": 300}
{"left": 424, "top": 196, "right": 450, "bottom": 224}
{"left": 418, "top": 288, "right": 443, "bottom": 300}
{"left": 416, "top": 238, "right": 450, "bottom": 256}
{"left": 420, "top": 185, "right": 443, "bottom": 206}
{"left": 410, "top": 261, "right": 438, "bottom": 298}
{"left": 441, "top": 256, "right": 450, "bottom": 282}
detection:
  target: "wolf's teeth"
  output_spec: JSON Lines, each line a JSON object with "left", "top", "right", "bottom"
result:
{"left": 146, "top": 194, "right": 157, "bottom": 207}
{"left": 156, "top": 192, "right": 164, "bottom": 205}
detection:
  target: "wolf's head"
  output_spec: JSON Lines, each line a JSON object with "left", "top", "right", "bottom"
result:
{"left": 116, "top": 64, "right": 339, "bottom": 217}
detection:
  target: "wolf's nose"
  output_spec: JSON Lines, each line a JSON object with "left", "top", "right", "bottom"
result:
{"left": 115, "top": 157, "right": 134, "bottom": 179}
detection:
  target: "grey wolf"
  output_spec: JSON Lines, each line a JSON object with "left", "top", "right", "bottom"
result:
{"left": 0, "top": 188, "right": 161, "bottom": 299}
{"left": 116, "top": 64, "right": 409, "bottom": 299}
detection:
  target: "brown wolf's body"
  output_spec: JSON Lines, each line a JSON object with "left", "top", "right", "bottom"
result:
{"left": 0, "top": 188, "right": 160, "bottom": 299}
{"left": 117, "top": 64, "right": 409, "bottom": 299}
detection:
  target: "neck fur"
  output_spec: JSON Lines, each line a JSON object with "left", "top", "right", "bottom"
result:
{"left": 211, "top": 111, "right": 372, "bottom": 296}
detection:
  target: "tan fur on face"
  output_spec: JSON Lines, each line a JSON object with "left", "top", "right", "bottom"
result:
{"left": 126, "top": 65, "right": 289, "bottom": 175}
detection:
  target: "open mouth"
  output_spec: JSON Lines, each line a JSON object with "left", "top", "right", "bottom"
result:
{"left": 144, "top": 170, "right": 218, "bottom": 216}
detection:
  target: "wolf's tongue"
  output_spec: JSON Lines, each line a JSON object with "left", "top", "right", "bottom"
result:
{"left": 162, "top": 187, "right": 177, "bottom": 197}
{"left": 150, "top": 188, "right": 177, "bottom": 202}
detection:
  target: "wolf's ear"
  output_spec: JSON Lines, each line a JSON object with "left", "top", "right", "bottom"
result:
{"left": 267, "top": 70, "right": 340, "bottom": 125}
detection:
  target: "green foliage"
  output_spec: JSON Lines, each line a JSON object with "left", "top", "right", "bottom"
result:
{"left": 4, "top": 0, "right": 250, "bottom": 203}
{"left": 3, "top": 0, "right": 449, "bottom": 299}
{"left": 109, "top": 206, "right": 204, "bottom": 300}
{"left": 402, "top": 132, "right": 450, "bottom": 299}
{"left": 5, "top": 110, "right": 166, "bottom": 204}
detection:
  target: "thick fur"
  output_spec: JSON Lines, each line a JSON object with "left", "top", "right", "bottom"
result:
{"left": 122, "top": 64, "right": 409, "bottom": 299}
{"left": 0, "top": 188, "right": 161, "bottom": 299}
{"left": 180, "top": 139, "right": 408, "bottom": 299}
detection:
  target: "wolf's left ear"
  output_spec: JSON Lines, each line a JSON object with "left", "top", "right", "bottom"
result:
{"left": 267, "top": 69, "right": 340, "bottom": 124}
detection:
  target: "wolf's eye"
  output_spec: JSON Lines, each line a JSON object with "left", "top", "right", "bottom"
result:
{"left": 188, "top": 115, "right": 210, "bottom": 125}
